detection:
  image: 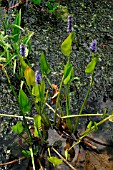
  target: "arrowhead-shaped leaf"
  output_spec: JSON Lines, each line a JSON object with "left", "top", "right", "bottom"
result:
{"left": 19, "top": 89, "right": 31, "bottom": 113}
{"left": 40, "top": 52, "right": 51, "bottom": 75}
{"left": 63, "top": 62, "right": 74, "bottom": 84}
{"left": 61, "top": 32, "right": 75, "bottom": 56}
{"left": 24, "top": 66, "right": 35, "bottom": 86}
{"left": 85, "top": 57, "right": 98, "bottom": 73}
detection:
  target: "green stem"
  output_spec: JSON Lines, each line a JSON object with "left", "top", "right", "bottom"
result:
{"left": 61, "top": 113, "right": 103, "bottom": 119}
{"left": 29, "top": 146, "right": 36, "bottom": 170}
{"left": 73, "top": 72, "right": 94, "bottom": 133}
{"left": 2, "top": 67, "right": 18, "bottom": 101}
{"left": 22, "top": 112, "right": 32, "bottom": 145}
{"left": 44, "top": 75, "right": 53, "bottom": 88}
{"left": 54, "top": 75, "right": 64, "bottom": 125}
{"left": 68, "top": 114, "right": 113, "bottom": 152}
{"left": 0, "top": 113, "right": 34, "bottom": 120}
{"left": 65, "top": 84, "right": 71, "bottom": 130}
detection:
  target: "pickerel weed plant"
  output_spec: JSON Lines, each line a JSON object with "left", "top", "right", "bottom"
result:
{"left": 0, "top": 9, "right": 113, "bottom": 170}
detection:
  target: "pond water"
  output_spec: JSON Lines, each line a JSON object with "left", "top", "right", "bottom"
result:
{"left": 0, "top": 0, "right": 113, "bottom": 169}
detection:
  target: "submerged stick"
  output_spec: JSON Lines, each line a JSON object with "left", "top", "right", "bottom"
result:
{"left": 0, "top": 113, "right": 33, "bottom": 120}
{"left": 0, "top": 156, "right": 26, "bottom": 166}
{"left": 52, "top": 147, "right": 76, "bottom": 170}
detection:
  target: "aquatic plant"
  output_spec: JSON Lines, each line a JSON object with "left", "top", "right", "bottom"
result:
{"left": 0, "top": 9, "right": 113, "bottom": 170}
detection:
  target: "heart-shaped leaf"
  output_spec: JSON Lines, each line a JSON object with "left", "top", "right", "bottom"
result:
{"left": 12, "top": 121, "right": 23, "bottom": 134}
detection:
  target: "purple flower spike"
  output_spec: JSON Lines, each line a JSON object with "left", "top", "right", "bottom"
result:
{"left": 20, "top": 44, "right": 26, "bottom": 57}
{"left": 35, "top": 71, "right": 42, "bottom": 84}
{"left": 90, "top": 40, "right": 97, "bottom": 52}
{"left": 67, "top": 16, "right": 73, "bottom": 33}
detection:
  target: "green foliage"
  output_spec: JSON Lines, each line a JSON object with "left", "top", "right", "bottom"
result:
{"left": 85, "top": 57, "right": 98, "bottom": 73}
{"left": 94, "top": 122, "right": 98, "bottom": 130}
{"left": 12, "top": 121, "right": 23, "bottom": 134}
{"left": 24, "top": 66, "right": 36, "bottom": 87}
{"left": 46, "top": 0, "right": 57, "bottom": 13}
{"left": 22, "top": 31, "right": 34, "bottom": 45}
{"left": 87, "top": 121, "right": 93, "bottom": 130}
{"left": 56, "top": 5, "right": 69, "bottom": 22}
{"left": 40, "top": 52, "right": 51, "bottom": 75}
{"left": 19, "top": 56, "right": 28, "bottom": 71}
{"left": 22, "top": 150, "right": 31, "bottom": 158}
{"left": 34, "top": 146, "right": 39, "bottom": 155}
{"left": 11, "top": 9, "right": 21, "bottom": 42}
{"left": 64, "top": 149, "right": 69, "bottom": 160}
{"left": 47, "top": 156, "right": 62, "bottom": 167}
{"left": 32, "top": 80, "right": 45, "bottom": 103}
{"left": 61, "top": 32, "right": 75, "bottom": 56}
{"left": 4, "top": 53, "right": 17, "bottom": 67}
{"left": 19, "top": 89, "right": 31, "bottom": 113}
{"left": 34, "top": 115, "right": 42, "bottom": 137}
{"left": 31, "top": 0, "right": 42, "bottom": 5}
{"left": 63, "top": 62, "right": 74, "bottom": 84}
{"left": 1, "top": 7, "right": 112, "bottom": 170}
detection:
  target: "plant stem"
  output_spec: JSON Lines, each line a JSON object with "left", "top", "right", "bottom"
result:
{"left": 22, "top": 112, "right": 32, "bottom": 145}
{"left": 29, "top": 146, "right": 36, "bottom": 170}
{"left": 54, "top": 75, "right": 64, "bottom": 125}
{"left": 2, "top": 67, "right": 18, "bottom": 101}
{"left": 61, "top": 113, "right": 103, "bottom": 119}
{"left": 69, "top": 114, "right": 113, "bottom": 151}
{"left": 44, "top": 75, "right": 52, "bottom": 88}
{"left": 73, "top": 72, "right": 94, "bottom": 133}
{"left": 65, "top": 84, "right": 71, "bottom": 131}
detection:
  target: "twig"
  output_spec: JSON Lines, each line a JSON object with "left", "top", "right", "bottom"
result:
{"left": 84, "top": 136, "right": 113, "bottom": 148}
{"left": 52, "top": 147, "right": 76, "bottom": 170}
{"left": 0, "top": 156, "right": 26, "bottom": 166}
{"left": 0, "top": 113, "right": 33, "bottom": 120}
{"left": 61, "top": 113, "right": 103, "bottom": 119}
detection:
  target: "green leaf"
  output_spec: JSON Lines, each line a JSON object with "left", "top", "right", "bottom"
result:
{"left": 12, "top": 9, "right": 21, "bottom": 42}
{"left": 94, "top": 122, "right": 98, "bottom": 130}
{"left": 10, "top": 24, "right": 24, "bottom": 31}
{"left": 22, "top": 150, "right": 31, "bottom": 158}
{"left": 40, "top": 79, "right": 45, "bottom": 101}
{"left": 32, "top": 80, "right": 45, "bottom": 103}
{"left": 65, "top": 149, "right": 69, "bottom": 160}
{"left": 87, "top": 121, "right": 93, "bottom": 130}
{"left": 32, "top": 84, "right": 40, "bottom": 97}
{"left": 34, "top": 115, "right": 41, "bottom": 129}
{"left": 4, "top": 53, "right": 17, "bottom": 67}
{"left": 40, "top": 52, "right": 51, "bottom": 75}
{"left": 31, "top": 0, "right": 42, "bottom": 5}
{"left": 102, "top": 108, "right": 107, "bottom": 118}
{"left": 46, "top": 2, "right": 53, "bottom": 10}
{"left": 24, "top": 66, "right": 35, "bottom": 86}
{"left": 85, "top": 57, "right": 98, "bottom": 73}
{"left": 12, "top": 121, "right": 23, "bottom": 134}
{"left": 19, "top": 56, "right": 28, "bottom": 71}
{"left": 47, "top": 156, "right": 62, "bottom": 167}
{"left": 19, "top": 89, "right": 31, "bottom": 113}
{"left": 32, "top": 79, "right": 45, "bottom": 103}
{"left": 22, "top": 31, "right": 34, "bottom": 45}
{"left": 34, "top": 115, "right": 41, "bottom": 137}
{"left": 63, "top": 62, "right": 74, "bottom": 84}
{"left": 34, "top": 146, "right": 38, "bottom": 155}
{"left": 34, "top": 126, "right": 38, "bottom": 137}
{"left": 61, "top": 32, "right": 75, "bottom": 56}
